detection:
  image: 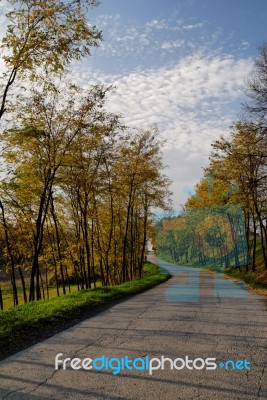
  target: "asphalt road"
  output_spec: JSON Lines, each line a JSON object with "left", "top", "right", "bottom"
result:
{"left": 0, "top": 256, "right": 267, "bottom": 400}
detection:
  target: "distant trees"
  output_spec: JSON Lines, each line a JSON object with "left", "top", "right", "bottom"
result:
{"left": 155, "top": 186, "right": 248, "bottom": 271}
{"left": 208, "top": 123, "right": 267, "bottom": 270}
{"left": 156, "top": 42, "right": 267, "bottom": 272}
{"left": 205, "top": 42, "right": 267, "bottom": 271}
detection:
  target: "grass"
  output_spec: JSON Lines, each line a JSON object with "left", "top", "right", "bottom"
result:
{"left": 1, "top": 284, "right": 81, "bottom": 309}
{"left": 223, "top": 240, "right": 267, "bottom": 293}
{"left": 224, "top": 266, "right": 267, "bottom": 293}
{"left": 0, "top": 262, "right": 171, "bottom": 360}
{"left": 1, "top": 281, "right": 105, "bottom": 309}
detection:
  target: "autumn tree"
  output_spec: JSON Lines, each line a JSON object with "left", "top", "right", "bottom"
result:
{"left": 244, "top": 41, "right": 267, "bottom": 125}
{"left": 61, "top": 94, "right": 121, "bottom": 289}
{"left": 208, "top": 122, "right": 267, "bottom": 269}
{"left": 0, "top": 0, "right": 101, "bottom": 121}
{"left": 111, "top": 128, "right": 172, "bottom": 282}
{"left": 0, "top": 81, "right": 115, "bottom": 301}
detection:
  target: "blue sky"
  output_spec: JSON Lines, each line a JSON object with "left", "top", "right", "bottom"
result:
{"left": 1, "top": 0, "right": 267, "bottom": 209}
{"left": 87, "top": 0, "right": 266, "bottom": 74}
{"left": 91, "top": 0, "right": 265, "bottom": 61}
{"left": 74, "top": 0, "right": 267, "bottom": 209}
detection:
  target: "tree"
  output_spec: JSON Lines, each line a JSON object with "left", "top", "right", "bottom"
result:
{"left": 112, "top": 128, "right": 172, "bottom": 281}
{"left": 0, "top": 0, "right": 101, "bottom": 121}
{"left": 0, "top": 81, "right": 114, "bottom": 301}
{"left": 61, "top": 98, "right": 121, "bottom": 289}
{"left": 244, "top": 41, "right": 267, "bottom": 126}
{"left": 207, "top": 122, "right": 267, "bottom": 270}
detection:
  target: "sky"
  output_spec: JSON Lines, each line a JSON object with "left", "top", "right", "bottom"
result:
{"left": 1, "top": 0, "right": 267, "bottom": 210}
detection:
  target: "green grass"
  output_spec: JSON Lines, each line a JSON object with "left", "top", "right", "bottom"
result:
{"left": 223, "top": 240, "right": 267, "bottom": 292}
{"left": 1, "top": 284, "right": 79, "bottom": 309}
{"left": 1, "top": 282, "right": 105, "bottom": 309}
{"left": 224, "top": 267, "right": 267, "bottom": 292}
{"left": 0, "top": 262, "right": 170, "bottom": 360}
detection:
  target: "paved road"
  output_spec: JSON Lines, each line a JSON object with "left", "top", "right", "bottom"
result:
{"left": 0, "top": 256, "right": 267, "bottom": 400}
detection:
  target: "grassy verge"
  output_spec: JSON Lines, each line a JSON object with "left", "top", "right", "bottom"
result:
{"left": 1, "top": 283, "right": 88, "bottom": 309}
{"left": 224, "top": 267, "right": 267, "bottom": 294}
{"left": 0, "top": 262, "right": 170, "bottom": 360}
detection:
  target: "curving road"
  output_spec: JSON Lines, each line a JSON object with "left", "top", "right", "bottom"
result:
{"left": 0, "top": 256, "right": 267, "bottom": 399}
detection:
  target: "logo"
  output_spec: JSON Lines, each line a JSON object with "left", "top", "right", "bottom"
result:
{"left": 55, "top": 353, "right": 251, "bottom": 375}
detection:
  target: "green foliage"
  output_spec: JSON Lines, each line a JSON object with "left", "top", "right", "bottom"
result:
{"left": 0, "top": 263, "right": 170, "bottom": 359}
{"left": 0, "top": 0, "right": 102, "bottom": 120}
{"left": 0, "top": 1, "right": 172, "bottom": 306}
{"left": 156, "top": 201, "right": 248, "bottom": 272}
{"left": 2, "top": 0, "right": 101, "bottom": 75}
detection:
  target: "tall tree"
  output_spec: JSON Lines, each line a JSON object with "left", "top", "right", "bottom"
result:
{"left": 0, "top": 0, "right": 101, "bottom": 121}
{"left": 0, "top": 82, "right": 114, "bottom": 301}
{"left": 244, "top": 41, "right": 267, "bottom": 124}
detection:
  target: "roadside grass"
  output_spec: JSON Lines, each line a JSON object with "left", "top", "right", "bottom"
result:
{"left": 223, "top": 240, "right": 267, "bottom": 293}
{"left": 1, "top": 282, "right": 103, "bottom": 309}
{"left": 224, "top": 266, "right": 267, "bottom": 293}
{"left": 0, "top": 262, "right": 171, "bottom": 360}
{"left": 1, "top": 284, "right": 81, "bottom": 309}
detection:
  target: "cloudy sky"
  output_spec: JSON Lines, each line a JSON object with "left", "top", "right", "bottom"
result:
{"left": 74, "top": 0, "right": 266, "bottom": 209}
{"left": 1, "top": 0, "right": 267, "bottom": 209}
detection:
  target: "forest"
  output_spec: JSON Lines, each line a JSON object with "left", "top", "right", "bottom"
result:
{"left": 1, "top": 1, "right": 267, "bottom": 311}
{"left": 0, "top": 0, "right": 171, "bottom": 309}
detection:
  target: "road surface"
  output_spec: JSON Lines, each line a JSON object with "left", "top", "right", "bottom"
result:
{"left": 0, "top": 256, "right": 267, "bottom": 399}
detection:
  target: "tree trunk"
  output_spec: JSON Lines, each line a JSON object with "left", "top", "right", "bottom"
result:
{"left": 82, "top": 201, "right": 91, "bottom": 289}
{"left": 0, "top": 285, "right": 3, "bottom": 310}
{"left": 122, "top": 183, "right": 134, "bottom": 283}
{"left": 50, "top": 195, "right": 66, "bottom": 295}
{"left": 252, "top": 214, "right": 257, "bottom": 271}
{"left": 18, "top": 265, "right": 27, "bottom": 303}
{"left": 30, "top": 176, "right": 53, "bottom": 301}
{"left": 139, "top": 199, "right": 148, "bottom": 279}
{"left": 0, "top": 200, "right": 18, "bottom": 306}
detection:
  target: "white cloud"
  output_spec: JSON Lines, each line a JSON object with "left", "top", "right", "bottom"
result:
{"left": 0, "top": 4, "right": 253, "bottom": 208}
{"left": 72, "top": 53, "right": 252, "bottom": 206}
{"left": 161, "top": 40, "right": 185, "bottom": 49}
{"left": 91, "top": 14, "right": 206, "bottom": 60}
{"left": 240, "top": 41, "right": 250, "bottom": 50}
{"left": 181, "top": 22, "right": 205, "bottom": 30}
{"left": 105, "top": 54, "right": 251, "bottom": 135}
{"left": 145, "top": 19, "right": 167, "bottom": 32}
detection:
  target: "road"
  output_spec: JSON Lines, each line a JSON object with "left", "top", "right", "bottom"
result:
{"left": 0, "top": 256, "right": 267, "bottom": 399}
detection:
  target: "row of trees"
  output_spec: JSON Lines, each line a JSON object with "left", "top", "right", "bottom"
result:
{"left": 156, "top": 42, "right": 267, "bottom": 272}
{"left": 155, "top": 193, "right": 249, "bottom": 271}
{"left": 204, "top": 42, "right": 267, "bottom": 271}
{"left": 0, "top": 1, "right": 171, "bottom": 308}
